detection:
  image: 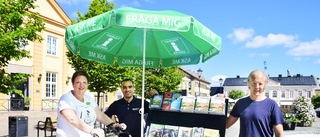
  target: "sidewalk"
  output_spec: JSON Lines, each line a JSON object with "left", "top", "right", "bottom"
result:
{"left": 0, "top": 110, "right": 57, "bottom": 137}
{"left": 226, "top": 117, "right": 320, "bottom": 137}
{"left": 0, "top": 110, "right": 319, "bottom": 137}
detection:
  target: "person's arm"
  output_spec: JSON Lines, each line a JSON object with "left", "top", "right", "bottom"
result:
{"left": 273, "top": 123, "right": 284, "bottom": 137}
{"left": 95, "top": 106, "right": 114, "bottom": 125}
{"left": 95, "top": 106, "right": 127, "bottom": 130}
{"left": 226, "top": 115, "right": 239, "bottom": 128}
{"left": 60, "top": 109, "right": 104, "bottom": 136}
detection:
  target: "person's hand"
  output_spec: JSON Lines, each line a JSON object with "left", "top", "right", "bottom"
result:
{"left": 147, "top": 89, "right": 159, "bottom": 98}
{"left": 115, "top": 123, "right": 127, "bottom": 130}
{"left": 91, "top": 128, "right": 105, "bottom": 137}
{"left": 215, "top": 93, "right": 226, "bottom": 98}
{"left": 109, "top": 122, "right": 127, "bottom": 130}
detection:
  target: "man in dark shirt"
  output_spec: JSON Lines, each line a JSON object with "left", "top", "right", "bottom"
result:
{"left": 105, "top": 79, "right": 156, "bottom": 137}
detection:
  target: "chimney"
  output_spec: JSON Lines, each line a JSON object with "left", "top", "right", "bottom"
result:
{"left": 278, "top": 74, "right": 282, "bottom": 80}
{"left": 287, "top": 69, "right": 291, "bottom": 77}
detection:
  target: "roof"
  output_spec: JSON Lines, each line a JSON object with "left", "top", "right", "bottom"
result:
{"left": 210, "top": 87, "right": 224, "bottom": 96}
{"left": 179, "top": 67, "right": 211, "bottom": 84}
{"left": 223, "top": 74, "right": 317, "bottom": 86}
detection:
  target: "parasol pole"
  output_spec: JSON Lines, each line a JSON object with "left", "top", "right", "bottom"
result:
{"left": 140, "top": 28, "right": 147, "bottom": 137}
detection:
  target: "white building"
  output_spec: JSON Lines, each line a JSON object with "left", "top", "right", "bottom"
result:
{"left": 223, "top": 74, "right": 317, "bottom": 111}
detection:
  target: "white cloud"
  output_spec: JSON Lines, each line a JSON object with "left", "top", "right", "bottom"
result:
{"left": 145, "top": 0, "right": 155, "bottom": 4}
{"left": 315, "top": 59, "right": 320, "bottom": 64}
{"left": 248, "top": 53, "right": 270, "bottom": 58}
{"left": 294, "top": 57, "right": 309, "bottom": 61}
{"left": 133, "top": 1, "right": 141, "bottom": 7}
{"left": 70, "top": 11, "right": 79, "bottom": 20}
{"left": 286, "top": 39, "right": 320, "bottom": 56}
{"left": 227, "top": 28, "right": 255, "bottom": 43}
{"left": 245, "top": 34, "right": 299, "bottom": 48}
{"left": 56, "top": 0, "right": 91, "bottom": 5}
{"left": 210, "top": 75, "right": 228, "bottom": 87}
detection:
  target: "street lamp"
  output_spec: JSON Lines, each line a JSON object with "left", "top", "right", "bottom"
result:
{"left": 197, "top": 68, "right": 203, "bottom": 97}
{"left": 219, "top": 78, "right": 223, "bottom": 94}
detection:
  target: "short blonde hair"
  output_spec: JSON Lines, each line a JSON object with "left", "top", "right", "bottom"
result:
{"left": 247, "top": 70, "right": 268, "bottom": 85}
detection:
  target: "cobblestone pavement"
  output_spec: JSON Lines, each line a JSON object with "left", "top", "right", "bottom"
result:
{"left": 0, "top": 110, "right": 57, "bottom": 137}
{"left": 226, "top": 117, "right": 320, "bottom": 137}
{"left": 0, "top": 110, "right": 319, "bottom": 137}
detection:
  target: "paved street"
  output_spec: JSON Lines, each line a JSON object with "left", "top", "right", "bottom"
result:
{"left": 225, "top": 116, "right": 320, "bottom": 137}
{"left": 0, "top": 110, "right": 319, "bottom": 137}
{"left": 0, "top": 110, "right": 57, "bottom": 137}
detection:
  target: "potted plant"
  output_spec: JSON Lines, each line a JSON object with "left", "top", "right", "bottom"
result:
{"left": 292, "top": 96, "right": 316, "bottom": 127}
{"left": 24, "top": 97, "right": 31, "bottom": 110}
{"left": 282, "top": 112, "right": 300, "bottom": 130}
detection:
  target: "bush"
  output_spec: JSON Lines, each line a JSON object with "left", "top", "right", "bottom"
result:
{"left": 228, "top": 90, "right": 245, "bottom": 100}
{"left": 292, "top": 96, "right": 316, "bottom": 126}
{"left": 282, "top": 112, "right": 300, "bottom": 128}
{"left": 311, "top": 95, "right": 320, "bottom": 109}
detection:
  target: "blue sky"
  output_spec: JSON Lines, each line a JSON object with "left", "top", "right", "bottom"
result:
{"left": 57, "top": 0, "right": 320, "bottom": 86}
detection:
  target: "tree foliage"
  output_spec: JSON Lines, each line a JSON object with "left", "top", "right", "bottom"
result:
{"left": 68, "top": 0, "right": 186, "bottom": 102}
{"left": 134, "top": 66, "right": 185, "bottom": 98}
{"left": 311, "top": 95, "right": 320, "bottom": 109}
{"left": 228, "top": 90, "right": 245, "bottom": 100}
{"left": 0, "top": 0, "right": 45, "bottom": 95}
{"left": 67, "top": 0, "right": 136, "bottom": 105}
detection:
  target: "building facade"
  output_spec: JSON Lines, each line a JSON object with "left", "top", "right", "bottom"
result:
{"left": 179, "top": 67, "right": 211, "bottom": 97}
{"left": 223, "top": 74, "right": 318, "bottom": 111}
{"left": 0, "top": 0, "right": 72, "bottom": 111}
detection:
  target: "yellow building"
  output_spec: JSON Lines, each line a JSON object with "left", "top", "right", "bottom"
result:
{"left": 0, "top": 0, "right": 72, "bottom": 111}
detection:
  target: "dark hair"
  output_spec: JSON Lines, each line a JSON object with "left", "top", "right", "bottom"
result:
{"left": 72, "top": 71, "right": 89, "bottom": 84}
{"left": 121, "top": 79, "right": 134, "bottom": 86}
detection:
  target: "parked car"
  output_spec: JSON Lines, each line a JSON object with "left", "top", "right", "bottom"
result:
{"left": 316, "top": 107, "right": 320, "bottom": 118}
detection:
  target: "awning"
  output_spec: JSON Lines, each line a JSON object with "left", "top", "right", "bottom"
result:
{"left": 280, "top": 101, "right": 293, "bottom": 105}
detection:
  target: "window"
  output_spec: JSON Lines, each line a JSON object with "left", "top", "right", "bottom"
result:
{"left": 281, "top": 91, "right": 285, "bottom": 98}
{"left": 116, "top": 90, "right": 123, "bottom": 100}
{"left": 46, "top": 72, "right": 57, "bottom": 98}
{"left": 265, "top": 91, "right": 269, "bottom": 97}
{"left": 273, "top": 91, "right": 277, "bottom": 98}
{"left": 298, "top": 91, "right": 302, "bottom": 96}
{"left": 289, "top": 91, "right": 293, "bottom": 98}
{"left": 307, "top": 91, "right": 311, "bottom": 98}
{"left": 47, "top": 36, "right": 57, "bottom": 56}
{"left": 14, "top": 38, "right": 27, "bottom": 50}
{"left": 105, "top": 92, "right": 108, "bottom": 103}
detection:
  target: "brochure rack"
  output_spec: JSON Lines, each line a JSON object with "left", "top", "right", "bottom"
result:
{"left": 146, "top": 99, "right": 229, "bottom": 137}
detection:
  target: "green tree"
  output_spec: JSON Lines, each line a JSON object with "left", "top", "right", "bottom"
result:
{"left": 311, "top": 95, "right": 320, "bottom": 109}
{"left": 228, "top": 90, "right": 245, "bottom": 100}
{"left": 134, "top": 66, "right": 185, "bottom": 98}
{"left": 0, "top": 0, "right": 45, "bottom": 95}
{"left": 67, "top": 0, "right": 136, "bottom": 106}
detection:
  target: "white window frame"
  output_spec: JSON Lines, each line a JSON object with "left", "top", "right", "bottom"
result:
{"left": 306, "top": 91, "right": 311, "bottom": 98}
{"left": 273, "top": 90, "right": 277, "bottom": 98}
{"left": 289, "top": 91, "right": 293, "bottom": 98}
{"left": 14, "top": 38, "right": 28, "bottom": 51}
{"left": 265, "top": 91, "right": 269, "bottom": 97}
{"left": 115, "top": 90, "right": 123, "bottom": 100}
{"left": 105, "top": 92, "right": 108, "bottom": 103}
{"left": 298, "top": 91, "right": 302, "bottom": 96}
{"left": 46, "top": 72, "right": 57, "bottom": 98}
{"left": 47, "top": 36, "right": 57, "bottom": 56}
{"left": 281, "top": 91, "right": 285, "bottom": 98}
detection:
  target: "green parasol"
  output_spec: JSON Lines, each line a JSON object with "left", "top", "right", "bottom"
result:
{"left": 65, "top": 7, "right": 221, "bottom": 137}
